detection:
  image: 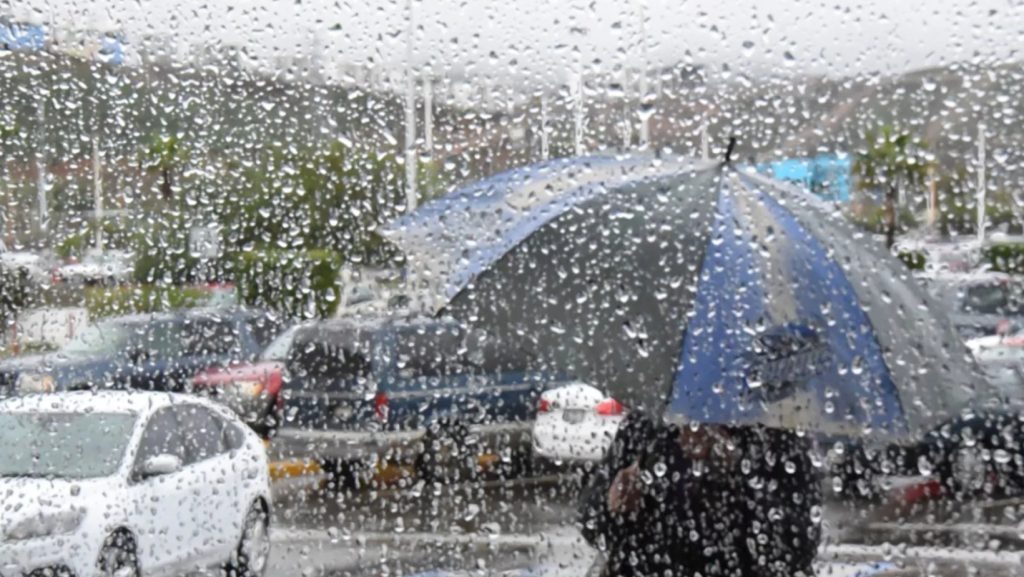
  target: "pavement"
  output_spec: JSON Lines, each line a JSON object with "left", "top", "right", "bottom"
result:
{"left": 263, "top": 470, "right": 1024, "bottom": 577}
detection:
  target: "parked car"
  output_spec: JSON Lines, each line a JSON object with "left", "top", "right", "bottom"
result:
{"left": 193, "top": 322, "right": 307, "bottom": 437}
{"left": 0, "top": 391, "right": 271, "bottom": 577}
{"left": 965, "top": 326, "right": 1024, "bottom": 396}
{"left": 919, "top": 271, "right": 1024, "bottom": 338}
{"left": 0, "top": 308, "right": 285, "bottom": 395}
{"left": 271, "top": 317, "right": 561, "bottom": 486}
{"left": 56, "top": 249, "right": 134, "bottom": 285}
{"left": 532, "top": 383, "right": 625, "bottom": 463}
{"left": 0, "top": 244, "right": 54, "bottom": 286}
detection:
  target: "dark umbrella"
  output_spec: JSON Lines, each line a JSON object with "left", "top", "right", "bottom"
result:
{"left": 385, "top": 155, "right": 989, "bottom": 439}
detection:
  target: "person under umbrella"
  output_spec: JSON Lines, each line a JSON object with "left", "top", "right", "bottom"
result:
{"left": 386, "top": 154, "right": 990, "bottom": 576}
{"left": 581, "top": 420, "right": 819, "bottom": 577}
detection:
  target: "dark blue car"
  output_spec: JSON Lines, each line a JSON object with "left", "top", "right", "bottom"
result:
{"left": 0, "top": 308, "right": 284, "bottom": 395}
{"left": 270, "top": 317, "right": 559, "bottom": 485}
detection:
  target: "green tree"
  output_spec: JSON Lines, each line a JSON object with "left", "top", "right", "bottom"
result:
{"left": 937, "top": 166, "right": 1022, "bottom": 237}
{"left": 222, "top": 139, "right": 403, "bottom": 263}
{"left": 853, "top": 127, "right": 928, "bottom": 248}
{"left": 143, "top": 134, "right": 188, "bottom": 201}
{"left": 0, "top": 122, "right": 19, "bottom": 242}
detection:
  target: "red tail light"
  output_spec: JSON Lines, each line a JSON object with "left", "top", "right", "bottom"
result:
{"left": 374, "top": 392, "right": 389, "bottom": 422}
{"left": 537, "top": 398, "right": 551, "bottom": 413}
{"left": 595, "top": 398, "right": 624, "bottom": 416}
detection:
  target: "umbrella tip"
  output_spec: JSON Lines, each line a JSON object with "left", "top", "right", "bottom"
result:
{"left": 724, "top": 137, "right": 737, "bottom": 165}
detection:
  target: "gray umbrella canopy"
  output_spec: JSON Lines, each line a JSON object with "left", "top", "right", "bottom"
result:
{"left": 387, "top": 156, "right": 991, "bottom": 438}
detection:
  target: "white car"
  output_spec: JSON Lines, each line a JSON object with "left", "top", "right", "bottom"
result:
{"left": 57, "top": 250, "right": 134, "bottom": 285}
{"left": 532, "top": 383, "right": 625, "bottom": 463}
{"left": 966, "top": 329, "right": 1024, "bottom": 397}
{"left": 0, "top": 391, "right": 272, "bottom": 577}
{"left": 0, "top": 246, "right": 53, "bottom": 286}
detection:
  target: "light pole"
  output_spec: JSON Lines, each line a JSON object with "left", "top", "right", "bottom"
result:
{"left": 539, "top": 92, "right": 549, "bottom": 160}
{"left": 977, "top": 123, "right": 987, "bottom": 244}
{"left": 572, "top": 69, "right": 584, "bottom": 157}
{"left": 92, "top": 134, "right": 104, "bottom": 253}
{"left": 403, "top": 0, "right": 418, "bottom": 213}
{"left": 636, "top": 0, "right": 650, "bottom": 149}
{"left": 35, "top": 97, "right": 47, "bottom": 239}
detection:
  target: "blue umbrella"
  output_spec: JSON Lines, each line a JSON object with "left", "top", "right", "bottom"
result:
{"left": 385, "top": 155, "right": 987, "bottom": 439}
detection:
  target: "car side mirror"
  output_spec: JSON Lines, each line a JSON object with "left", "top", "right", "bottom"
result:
{"left": 139, "top": 454, "right": 182, "bottom": 479}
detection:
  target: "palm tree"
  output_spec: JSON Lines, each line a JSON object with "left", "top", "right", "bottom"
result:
{"left": 853, "top": 127, "right": 928, "bottom": 248}
{"left": 144, "top": 134, "right": 187, "bottom": 201}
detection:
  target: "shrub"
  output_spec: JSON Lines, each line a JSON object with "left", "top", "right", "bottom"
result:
{"left": 897, "top": 251, "right": 927, "bottom": 271}
{"left": 984, "top": 243, "right": 1024, "bottom": 275}
{"left": 0, "top": 266, "right": 33, "bottom": 331}
{"left": 84, "top": 285, "right": 215, "bottom": 318}
{"left": 234, "top": 248, "right": 343, "bottom": 319}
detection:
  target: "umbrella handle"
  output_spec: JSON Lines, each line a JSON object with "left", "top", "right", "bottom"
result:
{"left": 724, "top": 137, "right": 738, "bottom": 165}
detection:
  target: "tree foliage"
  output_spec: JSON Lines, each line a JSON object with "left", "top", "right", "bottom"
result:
{"left": 220, "top": 139, "right": 403, "bottom": 264}
{"left": 853, "top": 126, "right": 928, "bottom": 247}
{"left": 143, "top": 134, "right": 188, "bottom": 201}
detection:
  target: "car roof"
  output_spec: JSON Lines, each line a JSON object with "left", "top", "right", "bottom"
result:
{"left": 100, "top": 307, "right": 264, "bottom": 326}
{"left": 918, "top": 270, "right": 1015, "bottom": 287}
{"left": 0, "top": 391, "right": 218, "bottom": 418}
{"left": 296, "top": 315, "right": 461, "bottom": 343}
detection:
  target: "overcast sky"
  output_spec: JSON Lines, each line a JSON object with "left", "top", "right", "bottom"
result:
{"left": 6, "top": 0, "right": 1024, "bottom": 86}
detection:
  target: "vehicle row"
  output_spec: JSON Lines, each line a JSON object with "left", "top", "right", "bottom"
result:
{"left": 0, "top": 308, "right": 607, "bottom": 484}
{"left": 6, "top": 272, "right": 1024, "bottom": 507}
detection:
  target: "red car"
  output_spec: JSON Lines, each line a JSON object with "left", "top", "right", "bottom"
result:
{"left": 192, "top": 323, "right": 300, "bottom": 438}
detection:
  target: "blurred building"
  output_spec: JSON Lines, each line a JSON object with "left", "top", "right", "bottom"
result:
{"left": 757, "top": 154, "right": 852, "bottom": 203}
{"left": 0, "top": 18, "right": 45, "bottom": 52}
{"left": 1, "top": 17, "right": 125, "bottom": 65}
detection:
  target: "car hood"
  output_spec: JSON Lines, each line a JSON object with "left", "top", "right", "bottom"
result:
{"left": 0, "top": 352, "right": 129, "bottom": 389}
{"left": 0, "top": 353, "right": 53, "bottom": 373}
{"left": 0, "top": 476, "right": 114, "bottom": 529}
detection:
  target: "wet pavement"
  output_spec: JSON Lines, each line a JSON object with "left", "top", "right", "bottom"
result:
{"left": 264, "top": 470, "right": 1024, "bottom": 577}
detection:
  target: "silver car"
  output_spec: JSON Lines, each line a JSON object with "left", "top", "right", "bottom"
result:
{"left": 919, "top": 271, "right": 1024, "bottom": 339}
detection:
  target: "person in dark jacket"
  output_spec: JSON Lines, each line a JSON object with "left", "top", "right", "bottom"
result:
{"left": 580, "top": 418, "right": 821, "bottom": 577}
{"left": 577, "top": 412, "right": 658, "bottom": 577}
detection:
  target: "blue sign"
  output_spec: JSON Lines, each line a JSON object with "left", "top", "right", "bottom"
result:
{"left": 98, "top": 34, "right": 125, "bottom": 65}
{"left": 0, "top": 21, "right": 45, "bottom": 52}
{"left": 756, "top": 154, "right": 852, "bottom": 202}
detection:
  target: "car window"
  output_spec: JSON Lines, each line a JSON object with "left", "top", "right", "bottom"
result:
{"left": 181, "top": 318, "right": 242, "bottom": 356}
{"left": 260, "top": 324, "right": 299, "bottom": 362}
{"left": 287, "top": 337, "right": 372, "bottom": 392}
{"left": 247, "top": 314, "right": 284, "bottom": 349}
{"left": 221, "top": 417, "right": 247, "bottom": 452}
{"left": 175, "top": 405, "right": 225, "bottom": 463}
{"left": 962, "top": 283, "right": 1024, "bottom": 315}
{"left": 394, "top": 323, "right": 474, "bottom": 379}
{"left": 133, "top": 408, "right": 186, "bottom": 472}
{"left": 0, "top": 412, "right": 136, "bottom": 479}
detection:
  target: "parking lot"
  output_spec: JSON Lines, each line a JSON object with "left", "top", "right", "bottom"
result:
{"left": 5, "top": 3, "right": 1024, "bottom": 574}
{"left": 263, "top": 469, "right": 1024, "bottom": 577}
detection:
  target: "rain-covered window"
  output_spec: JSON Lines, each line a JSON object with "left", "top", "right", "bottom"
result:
{"left": 1, "top": 2, "right": 1023, "bottom": 577}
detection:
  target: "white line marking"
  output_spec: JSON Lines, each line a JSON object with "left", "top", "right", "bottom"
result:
{"left": 822, "top": 543, "right": 1024, "bottom": 566}
{"left": 865, "top": 521, "right": 1022, "bottom": 538}
{"left": 273, "top": 527, "right": 1024, "bottom": 568}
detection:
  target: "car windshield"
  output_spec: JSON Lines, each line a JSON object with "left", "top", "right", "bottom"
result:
{"left": 963, "top": 282, "right": 1024, "bottom": 315}
{"left": 60, "top": 319, "right": 134, "bottom": 356}
{"left": 0, "top": 412, "right": 136, "bottom": 478}
{"left": 259, "top": 325, "right": 299, "bottom": 362}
